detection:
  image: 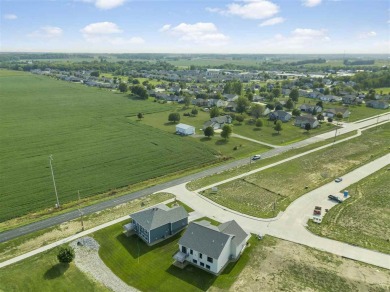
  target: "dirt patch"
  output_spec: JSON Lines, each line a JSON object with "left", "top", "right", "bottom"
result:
{"left": 228, "top": 238, "right": 390, "bottom": 292}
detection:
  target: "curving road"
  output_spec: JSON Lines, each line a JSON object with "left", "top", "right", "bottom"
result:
{"left": 0, "top": 112, "right": 389, "bottom": 243}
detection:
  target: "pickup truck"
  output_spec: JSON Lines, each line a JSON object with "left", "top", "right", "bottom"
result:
{"left": 328, "top": 195, "right": 343, "bottom": 203}
{"left": 313, "top": 206, "right": 322, "bottom": 215}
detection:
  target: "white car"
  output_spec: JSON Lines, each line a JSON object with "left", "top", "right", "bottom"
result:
{"left": 252, "top": 155, "right": 261, "bottom": 160}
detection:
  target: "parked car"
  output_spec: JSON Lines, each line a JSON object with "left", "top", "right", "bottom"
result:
{"left": 313, "top": 206, "right": 322, "bottom": 215}
{"left": 252, "top": 154, "right": 261, "bottom": 160}
{"left": 328, "top": 195, "right": 343, "bottom": 203}
{"left": 335, "top": 177, "right": 343, "bottom": 182}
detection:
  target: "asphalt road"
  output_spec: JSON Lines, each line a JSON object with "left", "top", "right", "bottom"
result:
{"left": 0, "top": 112, "right": 389, "bottom": 243}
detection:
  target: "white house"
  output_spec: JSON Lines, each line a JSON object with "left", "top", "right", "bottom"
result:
{"left": 173, "top": 220, "right": 250, "bottom": 275}
{"left": 176, "top": 123, "right": 195, "bottom": 135}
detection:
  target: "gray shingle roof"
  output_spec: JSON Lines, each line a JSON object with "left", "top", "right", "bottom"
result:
{"left": 179, "top": 221, "right": 230, "bottom": 259}
{"left": 130, "top": 204, "right": 188, "bottom": 231}
{"left": 179, "top": 220, "right": 248, "bottom": 259}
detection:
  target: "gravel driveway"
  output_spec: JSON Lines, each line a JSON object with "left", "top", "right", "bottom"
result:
{"left": 71, "top": 237, "right": 138, "bottom": 292}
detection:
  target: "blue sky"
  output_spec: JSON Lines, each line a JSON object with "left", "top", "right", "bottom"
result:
{"left": 1, "top": 0, "right": 389, "bottom": 53}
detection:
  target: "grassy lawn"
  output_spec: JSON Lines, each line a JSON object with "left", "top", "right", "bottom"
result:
{"left": 0, "top": 70, "right": 217, "bottom": 222}
{"left": 0, "top": 247, "right": 107, "bottom": 292}
{"left": 307, "top": 167, "right": 390, "bottom": 254}
{"left": 166, "top": 199, "right": 194, "bottom": 213}
{"left": 200, "top": 123, "right": 390, "bottom": 218}
{"left": 93, "top": 219, "right": 257, "bottom": 291}
{"left": 187, "top": 130, "right": 358, "bottom": 191}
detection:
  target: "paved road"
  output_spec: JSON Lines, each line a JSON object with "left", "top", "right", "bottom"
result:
{"left": 164, "top": 154, "right": 390, "bottom": 269}
{"left": 0, "top": 112, "right": 389, "bottom": 243}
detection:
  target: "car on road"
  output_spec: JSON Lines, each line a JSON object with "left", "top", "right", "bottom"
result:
{"left": 335, "top": 177, "right": 343, "bottom": 183}
{"left": 328, "top": 195, "right": 343, "bottom": 203}
{"left": 252, "top": 154, "right": 261, "bottom": 160}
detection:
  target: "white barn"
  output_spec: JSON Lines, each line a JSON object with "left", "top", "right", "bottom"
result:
{"left": 176, "top": 123, "right": 195, "bottom": 136}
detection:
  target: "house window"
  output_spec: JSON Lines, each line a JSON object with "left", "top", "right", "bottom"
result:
{"left": 190, "top": 249, "right": 193, "bottom": 255}
{"left": 193, "top": 259, "right": 197, "bottom": 264}
{"left": 181, "top": 246, "right": 187, "bottom": 253}
{"left": 207, "top": 257, "right": 213, "bottom": 263}
{"left": 199, "top": 253, "right": 203, "bottom": 259}
{"left": 206, "top": 265, "right": 210, "bottom": 270}
{"left": 200, "top": 262, "right": 204, "bottom": 267}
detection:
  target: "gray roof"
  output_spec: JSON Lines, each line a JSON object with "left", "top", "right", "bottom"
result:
{"left": 179, "top": 220, "right": 248, "bottom": 259}
{"left": 130, "top": 204, "right": 188, "bottom": 231}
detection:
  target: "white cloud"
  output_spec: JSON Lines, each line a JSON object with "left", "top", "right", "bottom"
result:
{"left": 80, "top": 22, "right": 122, "bottom": 35}
{"left": 260, "top": 28, "right": 330, "bottom": 50}
{"left": 28, "top": 26, "right": 63, "bottom": 38}
{"left": 78, "top": 0, "right": 126, "bottom": 10}
{"left": 3, "top": 14, "right": 17, "bottom": 20}
{"left": 208, "top": 0, "right": 279, "bottom": 20}
{"left": 259, "top": 17, "right": 285, "bottom": 27}
{"left": 159, "top": 24, "right": 171, "bottom": 32}
{"left": 358, "top": 31, "right": 377, "bottom": 39}
{"left": 161, "top": 22, "right": 229, "bottom": 44}
{"left": 302, "top": 0, "right": 322, "bottom": 7}
{"left": 80, "top": 22, "right": 144, "bottom": 45}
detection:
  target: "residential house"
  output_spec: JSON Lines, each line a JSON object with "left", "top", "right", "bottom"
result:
{"left": 203, "top": 115, "right": 232, "bottom": 130}
{"left": 323, "top": 108, "right": 351, "bottom": 119}
{"left": 208, "top": 99, "right": 228, "bottom": 108}
{"left": 223, "top": 94, "right": 239, "bottom": 102}
{"left": 294, "top": 115, "right": 319, "bottom": 129}
{"left": 173, "top": 220, "right": 250, "bottom": 275}
{"left": 299, "top": 104, "right": 322, "bottom": 114}
{"left": 269, "top": 110, "right": 292, "bottom": 122}
{"left": 366, "top": 100, "right": 389, "bottom": 109}
{"left": 342, "top": 95, "right": 359, "bottom": 105}
{"left": 123, "top": 204, "right": 188, "bottom": 246}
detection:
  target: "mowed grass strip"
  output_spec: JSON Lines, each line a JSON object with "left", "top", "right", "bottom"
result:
{"left": 307, "top": 167, "right": 390, "bottom": 254}
{"left": 201, "top": 123, "right": 390, "bottom": 218}
{"left": 0, "top": 247, "right": 108, "bottom": 292}
{"left": 93, "top": 220, "right": 256, "bottom": 291}
{"left": 0, "top": 71, "right": 216, "bottom": 221}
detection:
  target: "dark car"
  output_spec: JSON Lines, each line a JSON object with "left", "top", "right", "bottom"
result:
{"left": 335, "top": 177, "right": 343, "bottom": 183}
{"left": 328, "top": 195, "right": 343, "bottom": 203}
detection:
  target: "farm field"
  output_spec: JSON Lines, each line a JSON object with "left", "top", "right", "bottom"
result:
{"left": 201, "top": 123, "right": 390, "bottom": 218}
{"left": 307, "top": 167, "right": 390, "bottom": 254}
{"left": 0, "top": 70, "right": 217, "bottom": 222}
{"left": 94, "top": 218, "right": 253, "bottom": 292}
{"left": 0, "top": 247, "right": 108, "bottom": 292}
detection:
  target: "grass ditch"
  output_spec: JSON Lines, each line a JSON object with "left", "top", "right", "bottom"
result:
{"left": 198, "top": 123, "right": 389, "bottom": 218}
{"left": 307, "top": 166, "right": 390, "bottom": 254}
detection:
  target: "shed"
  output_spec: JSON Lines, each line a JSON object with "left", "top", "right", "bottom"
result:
{"left": 176, "top": 123, "right": 195, "bottom": 136}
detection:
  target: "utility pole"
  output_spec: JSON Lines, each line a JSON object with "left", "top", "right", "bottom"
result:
{"left": 333, "top": 128, "right": 338, "bottom": 144}
{"left": 77, "top": 190, "right": 84, "bottom": 231}
{"left": 49, "top": 155, "right": 60, "bottom": 208}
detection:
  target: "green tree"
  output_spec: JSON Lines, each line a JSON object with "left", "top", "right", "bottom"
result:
{"left": 289, "top": 88, "right": 299, "bottom": 102}
{"left": 132, "top": 79, "right": 140, "bottom": 84}
{"left": 191, "top": 108, "right": 198, "bottom": 116}
{"left": 324, "top": 87, "right": 330, "bottom": 95}
{"left": 221, "top": 124, "right": 232, "bottom": 140}
{"left": 118, "top": 82, "right": 128, "bottom": 93}
{"left": 183, "top": 96, "right": 192, "bottom": 107}
{"left": 204, "top": 126, "right": 214, "bottom": 138}
{"left": 285, "top": 98, "right": 294, "bottom": 110}
{"left": 255, "top": 118, "right": 263, "bottom": 129}
{"left": 235, "top": 114, "right": 245, "bottom": 124}
{"left": 236, "top": 97, "right": 250, "bottom": 113}
{"left": 274, "top": 120, "right": 283, "bottom": 134}
{"left": 168, "top": 112, "right": 180, "bottom": 123}
{"left": 90, "top": 71, "right": 100, "bottom": 77}
{"left": 131, "top": 85, "right": 148, "bottom": 99}
{"left": 272, "top": 87, "right": 281, "bottom": 99}
{"left": 137, "top": 113, "right": 144, "bottom": 120}
{"left": 305, "top": 123, "right": 311, "bottom": 132}
{"left": 223, "top": 80, "right": 242, "bottom": 95}
{"left": 317, "top": 113, "right": 324, "bottom": 121}
{"left": 336, "top": 112, "right": 343, "bottom": 120}
{"left": 292, "top": 108, "right": 301, "bottom": 117}
{"left": 251, "top": 104, "right": 265, "bottom": 119}
{"left": 57, "top": 247, "right": 75, "bottom": 264}
{"left": 210, "top": 107, "right": 220, "bottom": 118}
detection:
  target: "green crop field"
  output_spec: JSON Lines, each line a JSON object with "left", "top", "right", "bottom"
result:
{"left": 0, "top": 70, "right": 216, "bottom": 222}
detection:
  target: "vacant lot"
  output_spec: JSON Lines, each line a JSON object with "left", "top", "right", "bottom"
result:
{"left": 0, "top": 247, "right": 107, "bottom": 292}
{"left": 308, "top": 167, "right": 390, "bottom": 254}
{"left": 227, "top": 237, "right": 390, "bottom": 292}
{"left": 94, "top": 219, "right": 255, "bottom": 291}
{"left": 0, "top": 70, "right": 216, "bottom": 221}
{"left": 201, "top": 123, "right": 390, "bottom": 217}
